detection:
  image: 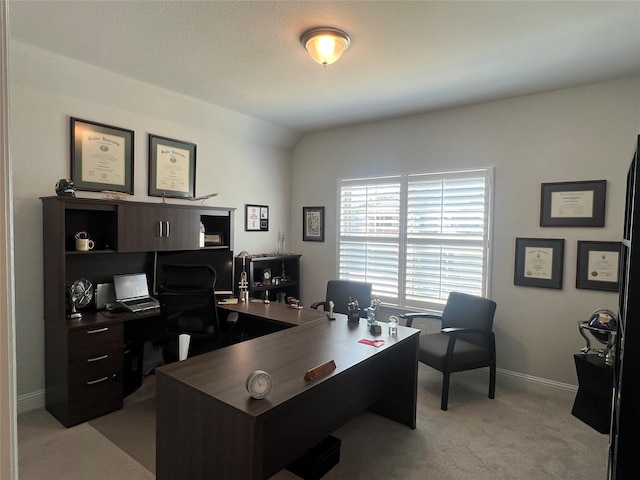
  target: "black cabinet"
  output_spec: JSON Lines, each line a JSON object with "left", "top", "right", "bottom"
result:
{"left": 571, "top": 354, "right": 613, "bottom": 434}
{"left": 234, "top": 254, "right": 301, "bottom": 302}
{"left": 609, "top": 135, "right": 640, "bottom": 479}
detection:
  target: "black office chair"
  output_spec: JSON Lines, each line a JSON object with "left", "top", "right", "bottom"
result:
{"left": 158, "top": 263, "right": 238, "bottom": 364}
{"left": 401, "top": 292, "right": 497, "bottom": 411}
{"left": 310, "top": 280, "right": 373, "bottom": 317}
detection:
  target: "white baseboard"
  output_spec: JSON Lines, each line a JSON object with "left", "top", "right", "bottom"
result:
{"left": 17, "top": 389, "right": 44, "bottom": 414}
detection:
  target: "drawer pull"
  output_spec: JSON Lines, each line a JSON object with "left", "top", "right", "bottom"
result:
{"left": 86, "top": 327, "right": 109, "bottom": 335}
{"left": 87, "top": 354, "right": 109, "bottom": 363}
{"left": 86, "top": 376, "right": 109, "bottom": 385}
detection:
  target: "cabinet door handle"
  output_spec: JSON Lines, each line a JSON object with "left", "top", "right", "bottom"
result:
{"left": 157, "top": 220, "right": 163, "bottom": 237}
{"left": 86, "top": 327, "right": 109, "bottom": 335}
{"left": 86, "top": 376, "right": 109, "bottom": 385}
{"left": 165, "top": 221, "right": 170, "bottom": 237}
{"left": 87, "top": 354, "right": 109, "bottom": 363}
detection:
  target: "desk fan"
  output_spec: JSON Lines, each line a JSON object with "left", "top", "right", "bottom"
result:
{"left": 69, "top": 278, "right": 93, "bottom": 319}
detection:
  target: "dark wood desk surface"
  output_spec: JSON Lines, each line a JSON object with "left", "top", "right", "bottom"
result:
{"left": 218, "top": 299, "right": 329, "bottom": 327}
{"left": 156, "top": 315, "right": 419, "bottom": 479}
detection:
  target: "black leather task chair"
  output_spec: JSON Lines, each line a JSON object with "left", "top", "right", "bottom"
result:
{"left": 158, "top": 264, "right": 237, "bottom": 364}
{"left": 310, "top": 280, "right": 373, "bottom": 317}
{"left": 401, "top": 292, "right": 497, "bottom": 411}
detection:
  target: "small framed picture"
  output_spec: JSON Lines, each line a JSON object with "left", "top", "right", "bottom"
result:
{"left": 540, "top": 180, "right": 606, "bottom": 227}
{"left": 204, "top": 232, "right": 224, "bottom": 246}
{"left": 576, "top": 241, "right": 621, "bottom": 291}
{"left": 514, "top": 237, "right": 565, "bottom": 289}
{"left": 246, "top": 204, "right": 268, "bottom": 231}
{"left": 148, "top": 134, "right": 197, "bottom": 199}
{"left": 70, "top": 117, "right": 134, "bottom": 194}
{"left": 303, "top": 206, "right": 325, "bottom": 242}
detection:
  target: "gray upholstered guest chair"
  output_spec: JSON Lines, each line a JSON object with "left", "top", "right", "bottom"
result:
{"left": 310, "top": 280, "right": 372, "bottom": 318}
{"left": 401, "top": 292, "right": 497, "bottom": 411}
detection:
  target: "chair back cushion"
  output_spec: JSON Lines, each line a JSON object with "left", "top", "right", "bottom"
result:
{"left": 441, "top": 292, "right": 497, "bottom": 346}
{"left": 325, "top": 280, "right": 372, "bottom": 316}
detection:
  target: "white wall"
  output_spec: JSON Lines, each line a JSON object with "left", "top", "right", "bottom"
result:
{"left": 9, "top": 42, "right": 299, "bottom": 407}
{"left": 290, "top": 76, "right": 640, "bottom": 386}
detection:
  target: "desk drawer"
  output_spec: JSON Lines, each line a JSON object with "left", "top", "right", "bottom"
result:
{"left": 68, "top": 323, "right": 123, "bottom": 359}
{"left": 67, "top": 371, "right": 123, "bottom": 425}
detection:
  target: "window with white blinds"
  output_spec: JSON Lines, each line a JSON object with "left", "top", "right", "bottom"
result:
{"left": 339, "top": 169, "right": 493, "bottom": 310}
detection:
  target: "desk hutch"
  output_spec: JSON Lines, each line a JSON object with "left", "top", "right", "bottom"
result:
{"left": 41, "top": 196, "right": 235, "bottom": 427}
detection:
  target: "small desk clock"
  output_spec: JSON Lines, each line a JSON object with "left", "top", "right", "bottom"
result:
{"left": 246, "top": 370, "right": 272, "bottom": 399}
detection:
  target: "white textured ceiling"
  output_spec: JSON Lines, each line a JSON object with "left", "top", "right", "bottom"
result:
{"left": 7, "top": 1, "right": 640, "bottom": 133}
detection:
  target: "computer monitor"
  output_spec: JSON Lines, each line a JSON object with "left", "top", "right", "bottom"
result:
{"left": 153, "top": 249, "right": 234, "bottom": 295}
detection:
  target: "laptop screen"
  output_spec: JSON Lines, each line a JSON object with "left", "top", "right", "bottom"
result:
{"left": 113, "top": 273, "right": 151, "bottom": 301}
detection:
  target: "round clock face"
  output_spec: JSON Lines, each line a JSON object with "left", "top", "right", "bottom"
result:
{"left": 246, "top": 370, "right": 272, "bottom": 399}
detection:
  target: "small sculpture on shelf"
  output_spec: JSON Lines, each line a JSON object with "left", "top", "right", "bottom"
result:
{"left": 578, "top": 308, "right": 617, "bottom": 366}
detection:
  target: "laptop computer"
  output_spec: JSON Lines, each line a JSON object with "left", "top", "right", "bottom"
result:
{"left": 113, "top": 273, "right": 160, "bottom": 313}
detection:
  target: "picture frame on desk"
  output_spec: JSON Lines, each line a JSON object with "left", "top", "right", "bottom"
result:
{"left": 514, "top": 237, "right": 564, "bottom": 289}
{"left": 576, "top": 240, "right": 621, "bottom": 291}
{"left": 540, "top": 180, "right": 606, "bottom": 227}
{"left": 70, "top": 117, "right": 134, "bottom": 194}
{"left": 246, "top": 204, "right": 269, "bottom": 231}
{"left": 148, "top": 134, "right": 196, "bottom": 199}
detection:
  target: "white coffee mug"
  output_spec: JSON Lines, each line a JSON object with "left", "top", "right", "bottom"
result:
{"left": 75, "top": 238, "right": 95, "bottom": 251}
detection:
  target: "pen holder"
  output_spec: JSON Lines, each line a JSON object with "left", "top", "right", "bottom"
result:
{"left": 348, "top": 309, "right": 360, "bottom": 323}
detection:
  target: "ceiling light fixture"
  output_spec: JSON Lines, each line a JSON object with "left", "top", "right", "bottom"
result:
{"left": 300, "top": 27, "right": 351, "bottom": 67}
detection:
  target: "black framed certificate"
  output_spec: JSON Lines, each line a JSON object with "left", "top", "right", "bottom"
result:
{"left": 71, "top": 117, "right": 134, "bottom": 194}
{"left": 148, "top": 134, "right": 197, "bottom": 199}
{"left": 576, "top": 241, "right": 621, "bottom": 291}
{"left": 540, "top": 180, "right": 606, "bottom": 227}
{"left": 514, "top": 237, "right": 565, "bottom": 289}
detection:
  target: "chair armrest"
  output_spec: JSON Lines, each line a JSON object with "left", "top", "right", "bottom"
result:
{"left": 310, "top": 301, "right": 326, "bottom": 310}
{"left": 400, "top": 312, "right": 442, "bottom": 328}
{"left": 441, "top": 327, "right": 493, "bottom": 337}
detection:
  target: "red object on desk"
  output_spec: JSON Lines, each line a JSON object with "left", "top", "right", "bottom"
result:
{"left": 358, "top": 339, "right": 385, "bottom": 347}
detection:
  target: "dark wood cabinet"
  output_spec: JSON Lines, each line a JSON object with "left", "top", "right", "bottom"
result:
{"left": 234, "top": 254, "right": 301, "bottom": 302}
{"left": 609, "top": 135, "right": 640, "bottom": 479}
{"left": 41, "top": 196, "right": 234, "bottom": 427}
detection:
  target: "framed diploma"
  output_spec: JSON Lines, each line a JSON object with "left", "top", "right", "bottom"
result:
{"left": 540, "top": 180, "right": 606, "bottom": 227}
{"left": 576, "top": 241, "right": 621, "bottom": 291}
{"left": 70, "top": 117, "right": 134, "bottom": 194}
{"left": 514, "top": 237, "right": 564, "bottom": 289}
{"left": 245, "top": 204, "right": 269, "bottom": 231}
{"left": 303, "top": 206, "right": 325, "bottom": 242}
{"left": 148, "top": 134, "right": 196, "bottom": 199}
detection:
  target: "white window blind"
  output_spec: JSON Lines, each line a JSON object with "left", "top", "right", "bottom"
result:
{"left": 339, "top": 169, "right": 492, "bottom": 310}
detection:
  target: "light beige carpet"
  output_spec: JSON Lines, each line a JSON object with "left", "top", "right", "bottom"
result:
{"left": 58, "top": 365, "right": 609, "bottom": 480}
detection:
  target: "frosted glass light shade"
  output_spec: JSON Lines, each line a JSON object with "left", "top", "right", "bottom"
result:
{"left": 301, "top": 28, "right": 351, "bottom": 66}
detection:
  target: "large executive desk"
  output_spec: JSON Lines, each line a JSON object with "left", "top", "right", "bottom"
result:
{"left": 156, "top": 301, "right": 420, "bottom": 480}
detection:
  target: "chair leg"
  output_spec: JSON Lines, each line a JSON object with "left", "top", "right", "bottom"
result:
{"left": 489, "top": 364, "right": 496, "bottom": 399}
{"left": 441, "top": 372, "right": 450, "bottom": 411}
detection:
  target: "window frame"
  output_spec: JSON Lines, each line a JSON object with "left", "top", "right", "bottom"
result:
{"left": 337, "top": 168, "right": 494, "bottom": 312}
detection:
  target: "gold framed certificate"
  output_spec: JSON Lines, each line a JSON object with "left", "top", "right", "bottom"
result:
{"left": 514, "top": 237, "right": 564, "bottom": 289}
{"left": 71, "top": 117, "right": 134, "bottom": 194}
{"left": 148, "top": 134, "right": 196, "bottom": 199}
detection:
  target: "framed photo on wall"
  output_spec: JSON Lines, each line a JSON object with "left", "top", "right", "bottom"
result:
{"left": 576, "top": 241, "right": 621, "bottom": 292}
{"left": 303, "top": 206, "right": 325, "bottom": 242}
{"left": 148, "top": 134, "right": 196, "bottom": 199}
{"left": 540, "top": 180, "right": 606, "bottom": 227}
{"left": 70, "top": 117, "right": 134, "bottom": 194}
{"left": 514, "top": 237, "right": 565, "bottom": 289}
{"left": 245, "top": 204, "right": 269, "bottom": 231}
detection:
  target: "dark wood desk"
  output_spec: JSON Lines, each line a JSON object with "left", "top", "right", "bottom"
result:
{"left": 156, "top": 310, "right": 419, "bottom": 480}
